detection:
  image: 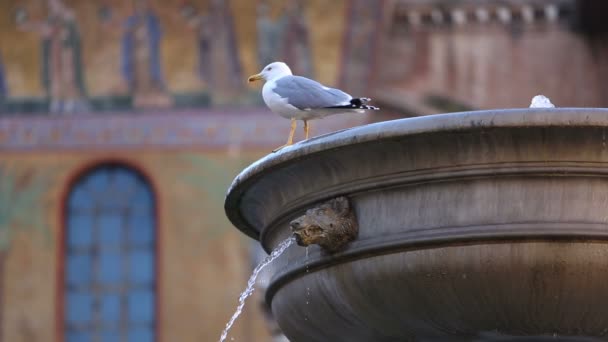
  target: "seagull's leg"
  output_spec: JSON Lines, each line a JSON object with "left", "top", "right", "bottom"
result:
{"left": 272, "top": 118, "right": 297, "bottom": 152}
{"left": 304, "top": 120, "right": 310, "bottom": 139}
{"left": 287, "top": 118, "right": 297, "bottom": 145}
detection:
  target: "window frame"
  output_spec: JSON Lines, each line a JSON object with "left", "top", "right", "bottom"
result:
{"left": 57, "top": 161, "right": 160, "bottom": 342}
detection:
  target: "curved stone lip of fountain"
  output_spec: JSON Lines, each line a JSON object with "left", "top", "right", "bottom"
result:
{"left": 225, "top": 107, "right": 608, "bottom": 244}
{"left": 225, "top": 107, "right": 608, "bottom": 340}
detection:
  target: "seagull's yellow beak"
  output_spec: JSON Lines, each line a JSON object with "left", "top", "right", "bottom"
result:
{"left": 248, "top": 73, "right": 264, "bottom": 83}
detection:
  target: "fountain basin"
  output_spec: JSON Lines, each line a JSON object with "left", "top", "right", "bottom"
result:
{"left": 225, "top": 108, "right": 608, "bottom": 341}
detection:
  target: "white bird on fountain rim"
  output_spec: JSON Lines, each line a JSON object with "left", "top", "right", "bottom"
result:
{"left": 248, "top": 61, "right": 379, "bottom": 152}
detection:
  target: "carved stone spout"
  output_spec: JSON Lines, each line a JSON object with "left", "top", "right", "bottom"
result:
{"left": 290, "top": 196, "right": 358, "bottom": 253}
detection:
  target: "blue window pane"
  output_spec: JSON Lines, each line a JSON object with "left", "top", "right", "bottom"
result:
{"left": 66, "top": 331, "right": 90, "bottom": 342}
{"left": 69, "top": 187, "right": 94, "bottom": 211}
{"left": 86, "top": 171, "right": 109, "bottom": 192}
{"left": 66, "top": 292, "right": 93, "bottom": 323}
{"left": 128, "top": 327, "right": 154, "bottom": 342}
{"left": 128, "top": 214, "right": 154, "bottom": 245}
{"left": 100, "top": 294, "right": 120, "bottom": 322}
{"left": 128, "top": 291, "right": 154, "bottom": 322}
{"left": 67, "top": 254, "right": 92, "bottom": 286}
{"left": 113, "top": 171, "right": 136, "bottom": 192}
{"left": 133, "top": 186, "right": 153, "bottom": 212}
{"left": 101, "top": 330, "right": 121, "bottom": 342}
{"left": 99, "top": 252, "right": 121, "bottom": 284}
{"left": 130, "top": 251, "right": 154, "bottom": 284}
{"left": 99, "top": 214, "right": 122, "bottom": 244}
{"left": 68, "top": 215, "right": 94, "bottom": 247}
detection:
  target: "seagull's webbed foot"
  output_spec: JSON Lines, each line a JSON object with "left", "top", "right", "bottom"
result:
{"left": 272, "top": 144, "right": 289, "bottom": 153}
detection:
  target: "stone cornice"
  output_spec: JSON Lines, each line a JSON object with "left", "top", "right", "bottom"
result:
{"left": 390, "top": 0, "right": 575, "bottom": 28}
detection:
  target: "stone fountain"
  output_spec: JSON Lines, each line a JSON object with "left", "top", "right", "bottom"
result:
{"left": 225, "top": 108, "right": 608, "bottom": 341}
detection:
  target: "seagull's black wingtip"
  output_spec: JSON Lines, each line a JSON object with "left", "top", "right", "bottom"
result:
{"left": 351, "top": 98, "right": 379, "bottom": 110}
{"left": 325, "top": 98, "right": 380, "bottom": 111}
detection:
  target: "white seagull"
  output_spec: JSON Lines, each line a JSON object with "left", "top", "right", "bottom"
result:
{"left": 248, "top": 61, "right": 379, "bottom": 151}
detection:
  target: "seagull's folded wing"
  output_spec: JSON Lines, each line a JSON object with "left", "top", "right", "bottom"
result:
{"left": 273, "top": 76, "right": 352, "bottom": 110}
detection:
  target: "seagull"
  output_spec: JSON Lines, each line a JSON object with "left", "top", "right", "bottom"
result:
{"left": 248, "top": 61, "right": 379, "bottom": 151}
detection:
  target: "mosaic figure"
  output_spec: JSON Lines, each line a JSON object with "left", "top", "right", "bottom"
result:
{"left": 206, "top": 0, "right": 243, "bottom": 99}
{"left": 180, "top": 4, "right": 213, "bottom": 86}
{"left": 338, "top": 0, "right": 381, "bottom": 95}
{"left": 17, "top": 0, "right": 89, "bottom": 115}
{"left": 179, "top": 0, "right": 243, "bottom": 100}
{"left": 281, "top": 0, "right": 313, "bottom": 78}
{"left": 122, "top": 0, "right": 172, "bottom": 108}
{"left": 256, "top": 1, "right": 285, "bottom": 69}
{"left": 0, "top": 55, "right": 6, "bottom": 100}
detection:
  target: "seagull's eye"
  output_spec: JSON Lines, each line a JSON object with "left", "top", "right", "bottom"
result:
{"left": 267, "top": 67, "right": 272, "bottom": 71}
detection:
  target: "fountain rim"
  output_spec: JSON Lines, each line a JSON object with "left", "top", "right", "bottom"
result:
{"left": 224, "top": 107, "right": 608, "bottom": 239}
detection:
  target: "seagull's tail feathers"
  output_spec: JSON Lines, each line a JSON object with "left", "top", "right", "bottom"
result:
{"left": 326, "top": 97, "right": 380, "bottom": 111}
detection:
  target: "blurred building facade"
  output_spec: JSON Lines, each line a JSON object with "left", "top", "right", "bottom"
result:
{"left": 0, "top": 0, "right": 605, "bottom": 341}
{"left": 375, "top": 0, "right": 608, "bottom": 114}
{"left": 0, "top": 0, "right": 375, "bottom": 341}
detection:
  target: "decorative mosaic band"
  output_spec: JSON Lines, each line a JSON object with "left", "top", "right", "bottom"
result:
{"left": 0, "top": 109, "right": 370, "bottom": 151}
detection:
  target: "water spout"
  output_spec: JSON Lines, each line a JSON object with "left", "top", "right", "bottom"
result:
{"left": 219, "top": 237, "right": 295, "bottom": 342}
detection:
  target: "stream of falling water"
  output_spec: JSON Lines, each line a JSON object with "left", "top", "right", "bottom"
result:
{"left": 219, "top": 237, "right": 296, "bottom": 342}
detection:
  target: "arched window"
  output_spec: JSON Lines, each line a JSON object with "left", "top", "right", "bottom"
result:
{"left": 65, "top": 165, "right": 156, "bottom": 342}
